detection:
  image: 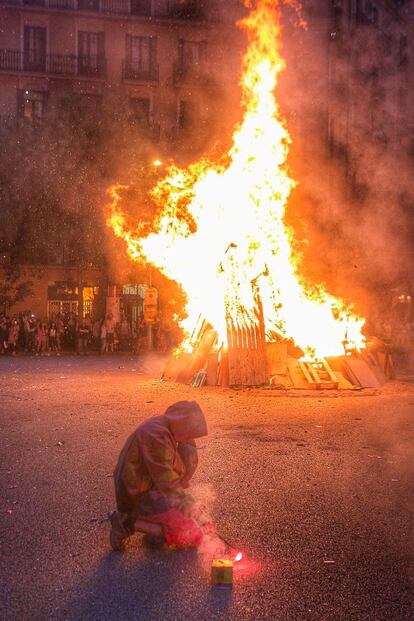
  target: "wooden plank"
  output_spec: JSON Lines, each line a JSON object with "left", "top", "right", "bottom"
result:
{"left": 377, "top": 351, "right": 395, "bottom": 379}
{"left": 255, "top": 295, "right": 268, "bottom": 385}
{"left": 344, "top": 358, "right": 382, "bottom": 388}
{"left": 289, "top": 360, "right": 315, "bottom": 389}
{"left": 241, "top": 323, "right": 251, "bottom": 385}
{"left": 307, "top": 363, "right": 322, "bottom": 385}
{"left": 206, "top": 352, "right": 219, "bottom": 386}
{"left": 335, "top": 371, "right": 357, "bottom": 390}
{"left": 227, "top": 320, "right": 240, "bottom": 386}
{"left": 266, "top": 342, "right": 288, "bottom": 375}
{"left": 321, "top": 358, "right": 338, "bottom": 384}
{"left": 299, "top": 361, "right": 316, "bottom": 387}
{"left": 218, "top": 349, "right": 229, "bottom": 387}
{"left": 360, "top": 350, "right": 387, "bottom": 385}
{"left": 186, "top": 327, "right": 217, "bottom": 380}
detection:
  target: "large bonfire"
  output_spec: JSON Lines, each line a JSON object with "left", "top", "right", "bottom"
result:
{"left": 108, "top": 0, "right": 365, "bottom": 360}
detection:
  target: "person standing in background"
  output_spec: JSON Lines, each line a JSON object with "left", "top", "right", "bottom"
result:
{"left": 104, "top": 314, "right": 115, "bottom": 353}
{"left": 77, "top": 319, "right": 89, "bottom": 356}
{"left": 48, "top": 322, "right": 58, "bottom": 355}
{"left": 56, "top": 314, "right": 64, "bottom": 354}
{"left": 36, "top": 320, "right": 48, "bottom": 356}
{"left": 8, "top": 319, "right": 20, "bottom": 356}
{"left": 100, "top": 319, "right": 107, "bottom": 355}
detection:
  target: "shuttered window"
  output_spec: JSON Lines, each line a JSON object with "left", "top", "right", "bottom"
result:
{"left": 130, "top": 0, "right": 152, "bottom": 16}
{"left": 78, "top": 31, "right": 105, "bottom": 76}
{"left": 126, "top": 35, "right": 156, "bottom": 72}
{"left": 23, "top": 26, "right": 46, "bottom": 72}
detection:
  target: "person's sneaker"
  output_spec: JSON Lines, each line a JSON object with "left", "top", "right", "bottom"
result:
{"left": 109, "top": 511, "right": 130, "bottom": 552}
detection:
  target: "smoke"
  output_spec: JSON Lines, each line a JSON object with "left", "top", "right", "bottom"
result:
{"left": 277, "top": 2, "right": 414, "bottom": 321}
{"left": 190, "top": 483, "right": 228, "bottom": 564}
{"left": 0, "top": 91, "right": 157, "bottom": 266}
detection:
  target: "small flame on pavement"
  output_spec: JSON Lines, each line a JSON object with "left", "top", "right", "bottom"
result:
{"left": 234, "top": 552, "right": 243, "bottom": 562}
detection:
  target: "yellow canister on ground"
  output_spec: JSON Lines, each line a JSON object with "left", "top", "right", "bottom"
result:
{"left": 211, "top": 559, "right": 233, "bottom": 588}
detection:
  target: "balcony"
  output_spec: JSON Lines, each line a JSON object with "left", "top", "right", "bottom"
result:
{"left": 122, "top": 60, "right": 158, "bottom": 82}
{"left": 1, "top": 0, "right": 210, "bottom": 20}
{"left": 0, "top": 49, "right": 106, "bottom": 78}
{"left": 48, "top": 0, "right": 76, "bottom": 7}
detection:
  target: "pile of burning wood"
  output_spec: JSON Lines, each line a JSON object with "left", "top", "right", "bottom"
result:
{"left": 161, "top": 310, "right": 394, "bottom": 390}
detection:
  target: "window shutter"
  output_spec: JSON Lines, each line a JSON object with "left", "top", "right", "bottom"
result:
{"left": 78, "top": 31, "right": 85, "bottom": 57}
{"left": 39, "top": 27, "right": 47, "bottom": 57}
{"left": 150, "top": 36, "right": 157, "bottom": 66}
{"left": 126, "top": 34, "right": 132, "bottom": 60}
{"left": 98, "top": 32, "right": 105, "bottom": 58}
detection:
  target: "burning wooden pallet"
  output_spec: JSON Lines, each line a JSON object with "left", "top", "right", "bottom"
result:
{"left": 162, "top": 304, "right": 268, "bottom": 387}
{"left": 226, "top": 314, "right": 267, "bottom": 387}
{"left": 298, "top": 359, "right": 339, "bottom": 390}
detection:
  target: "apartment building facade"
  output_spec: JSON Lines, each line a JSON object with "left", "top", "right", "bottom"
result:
{"left": 0, "top": 0, "right": 244, "bottom": 321}
{"left": 0, "top": 0, "right": 242, "bottom": 146}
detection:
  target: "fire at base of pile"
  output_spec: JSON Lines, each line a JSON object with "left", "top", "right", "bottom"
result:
{"left": 161, "top": 312, "right": 394, "bottom": 391}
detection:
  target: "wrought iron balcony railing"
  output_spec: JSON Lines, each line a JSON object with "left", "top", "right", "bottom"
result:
{"left": 173, "top": 61, "right": 219, "bottom": 89}
{"left": 122, "top": 59, "right": 159, "bottom": 82}
{"left": 1, "top": 0, "right": 209, "bottom": 20}
{"left": 0, "top": 49, "right": 106, "bottom": 78}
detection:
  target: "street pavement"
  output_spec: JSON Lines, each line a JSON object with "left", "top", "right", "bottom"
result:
{"left": 0, "top": 354, "right": 413, "bottom": 621}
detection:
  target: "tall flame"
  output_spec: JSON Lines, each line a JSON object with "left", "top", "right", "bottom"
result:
{"left": 108, "top": 0, "right": 365, "bottom": 359}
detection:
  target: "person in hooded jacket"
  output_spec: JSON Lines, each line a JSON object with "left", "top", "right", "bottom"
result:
{"left": 110, "top": 400, "right": 208, "bottom": 551}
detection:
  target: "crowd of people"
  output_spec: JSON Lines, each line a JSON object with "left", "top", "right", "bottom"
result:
{"left": 0, "top": 312, "right": 174, "bottom": 356}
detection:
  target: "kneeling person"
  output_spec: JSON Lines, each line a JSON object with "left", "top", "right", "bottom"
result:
{"left": 110, "top": 400, "right": 207, "bottom": 551}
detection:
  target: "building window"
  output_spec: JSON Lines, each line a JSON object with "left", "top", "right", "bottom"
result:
{"left": 130, "top": 97, "right": 151, "bottom": 127}
{"left": 78, "top": 31, "right": 105, "bottom": 77}
{"left": 23, "top": 26, "right": 46, "bottom": 72}
{"left": 178, "top": 100, "right": 198, "bottom": 131}
{"left": 18, "top": 90, "right": 46, "bottom": 122}
{"left": 131, "top": 0, "right": 152, "bottom": 16}
{"left": 356, "top": 0, "right": 379, "bottom": 27}
{"left": 78, "top": 0, "right": 99, "bottom": 10}
{"left": 125, "top": 35, "right": 157, "bottom": 80}
{"left": 23, "top": 0, "right": 46, "bottom": 6}
{"left": 169, "top": 0, "right": 203, "bottom": 20}
{"left": 179, "top": 40, "right": 205, "bottom": 67}
{"left": 175, "top": 40, "right": 206, "bottom": 81}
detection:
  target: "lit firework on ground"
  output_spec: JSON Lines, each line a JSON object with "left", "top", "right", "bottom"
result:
{"left": 108, "top": 0, "right": 365, "bottom": 360}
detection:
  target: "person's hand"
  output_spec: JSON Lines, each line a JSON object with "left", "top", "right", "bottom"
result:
{"left": 179, "top": 493, "right": 196, "bottom": 516}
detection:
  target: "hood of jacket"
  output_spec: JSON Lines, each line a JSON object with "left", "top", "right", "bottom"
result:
{"left": 163, "top": 400, "right": 207, "bottom": 442}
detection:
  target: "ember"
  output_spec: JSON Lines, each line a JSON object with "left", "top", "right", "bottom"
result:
{"left": 108, "top": 0, "right": 365, "bottom": 361}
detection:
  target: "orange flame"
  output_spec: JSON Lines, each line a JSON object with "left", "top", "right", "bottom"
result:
{"left": 107, "top": 0, "right": 365, "bottom": 359}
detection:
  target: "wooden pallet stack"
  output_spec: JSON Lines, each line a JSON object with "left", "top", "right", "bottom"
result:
{"left": 162, "top": 300, "right": 268, "bottom": 388}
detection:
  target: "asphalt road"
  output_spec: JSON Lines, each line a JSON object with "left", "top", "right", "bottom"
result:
{"left": 0, "top": 354, "right": 413, "bottom": 621}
